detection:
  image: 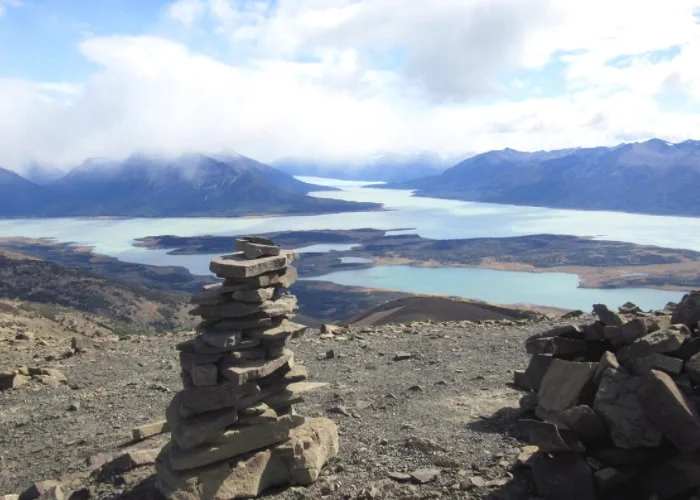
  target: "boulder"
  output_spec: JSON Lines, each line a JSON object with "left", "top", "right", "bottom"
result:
{"left": 638, "top": 369, "right": 700, "bottom": 453}
{"left": 560, "top": 405, "right": 608, "bottom": 446}
{"left": 593, "top": 369, "right": 662, "bottom": 449}
{"left": 520, "top": 419, "right": 585, "bottom": 452}
{"left": 593, "top": 351, "right": 623, "bottom": 385}
{"left": 620, "top": 318, "right": 652, "bottom": 344}
{"left": 626, "top": 353, "right": 683, "bottom": 376}
{"left": 520, "top": 354, "right": 552, "bottom": 391}
{"left": 617, "top": 327, "right": 690, "bottom": 362}
{"left": 155, "top": 418, "right": 339, "bottom": 499}
{"left": 671, "top": 290, "right": 700, "bottom": 330}
{"left": 536, "top": 359, "right": 597, "bottom": 423}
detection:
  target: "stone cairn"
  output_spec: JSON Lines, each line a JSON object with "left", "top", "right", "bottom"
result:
{"left": 155, "top": 237, "right": 339, "bottom": 499}
{"left": 513, "top": 291, "right": 700, "bottom": 500}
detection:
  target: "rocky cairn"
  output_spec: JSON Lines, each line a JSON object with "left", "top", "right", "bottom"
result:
{"left": 155, "top": 237, "right": 339, "bottom": 499}
{"left": 514, "top": 291, "right": 700, "bottom": 500}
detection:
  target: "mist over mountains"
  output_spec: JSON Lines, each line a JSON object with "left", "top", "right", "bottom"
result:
{"left": 0, "top": 152, "right": 380, "bottom": 217}
{"left": 272, "top": 151, "right": 469, "bottom": 182}
{"left": 383, "top": 139, "right": 700, "bottom": 216}
{"left": 1, "top": 139, "right": 699, "bottom": 217}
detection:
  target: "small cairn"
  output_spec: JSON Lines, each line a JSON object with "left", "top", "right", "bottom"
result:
{"left": 155, "top": 237, "right": 339, "bottom": 499}
{"left": 513, "top": 291, "right": 700, "bottom": 500}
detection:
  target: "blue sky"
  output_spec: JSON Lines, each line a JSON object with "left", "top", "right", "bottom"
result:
{"left": 0, "top": 0, "right": 699, "bottom": 170}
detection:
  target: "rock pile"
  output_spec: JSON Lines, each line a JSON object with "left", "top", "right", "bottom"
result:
{"left": 155, "top": 237, "right": 339, "bottom": 499}
{"left": 514, "top": 290, "right": 700, "bottom": 500}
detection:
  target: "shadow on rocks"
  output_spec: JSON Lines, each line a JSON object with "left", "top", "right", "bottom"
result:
{"left": 465, "top": 407, "right": 524, "bottom": 440}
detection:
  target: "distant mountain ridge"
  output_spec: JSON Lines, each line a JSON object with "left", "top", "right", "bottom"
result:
{"left": 382, "top": 139, "right": 700, "bottom": 216}
{"left": 272, "top": 151, "right": 468, "bottom": 182}
{"left": 0, "top": 152, "right": 380, "bottom": 217}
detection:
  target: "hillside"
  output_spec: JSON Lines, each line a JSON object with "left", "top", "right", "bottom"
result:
{"left": 386, "top": 139, "right": 700, "bottom": 216}
{"left": 348, "top": 296, "right": 548, "bottom": 326}
{"left": 0, "top": 153, "right": 381, "bottom": 217}
{"left": 0, "top": 252, "right": 195, "bottom": 333}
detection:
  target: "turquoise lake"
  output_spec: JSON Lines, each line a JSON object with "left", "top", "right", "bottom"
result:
{"left": 302, "top": 265, "right": 685, "bottom": 311}
{"left": 0, "top": 177, "right": 697, "bottom": 310}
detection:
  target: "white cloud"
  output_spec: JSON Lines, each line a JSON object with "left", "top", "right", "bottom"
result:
{"left": 166, "top": 0, "right": 206, "bottom": 26}
{"left": 1, "top": 0, "right": 700, "bottom": 171}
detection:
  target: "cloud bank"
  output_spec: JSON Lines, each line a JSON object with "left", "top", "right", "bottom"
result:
{"left": 1, "top": 0, "right": 700, "bottom": 171}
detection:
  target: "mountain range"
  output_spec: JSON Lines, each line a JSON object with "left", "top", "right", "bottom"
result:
{"left": 382, "top": 139, "right": 700, "bottom": 216}
{"left": 0, "top": 152, "right": 380, "bottom": 217}
{"left": 272, "top": 151, "right": 467, "bottom": 182}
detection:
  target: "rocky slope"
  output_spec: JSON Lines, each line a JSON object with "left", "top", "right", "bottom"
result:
{"left": 0, "top": 313, "right": 562, "bottom": 499}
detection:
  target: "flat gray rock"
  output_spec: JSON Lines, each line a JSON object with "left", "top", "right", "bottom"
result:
{"left": 210, "top": 251, "right": 298, "bottom": 279}
{"left": 639, "top": 369, "right": 700, "bottom": 453}
{"left": 536, "top": 359, "right": 597, "bottom": 423}
{"left": 232, "top": 287, "right": 276, "bottom": 303}
{"left": 593, "top": 368, "right": 662, "bottom": 449}
{"left": 245, "top": 319, "right": 307, "bottom": 341}
{"left": 219, "top": 349, "right": 293, "bottom": 385}
{"left": 191, "top": 294, "right": 297, "bottom": 320}
{"left": 169, "top": 415, "right": 305, "bottom": 471}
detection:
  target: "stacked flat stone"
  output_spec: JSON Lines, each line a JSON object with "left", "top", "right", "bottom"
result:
{"left": 512, "top": 291, "right": 700, "bottom": 500}
{"left": 155, "top": 237, "right": 339, "bottom": 499}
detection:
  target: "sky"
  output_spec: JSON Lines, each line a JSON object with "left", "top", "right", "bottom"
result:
{"left": 1, "top": 0, "right": 700, "bottom": 171}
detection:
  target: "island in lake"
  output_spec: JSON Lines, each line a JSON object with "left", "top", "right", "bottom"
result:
{"left": 136, "top": 229, "right": 700, "bottom": 291}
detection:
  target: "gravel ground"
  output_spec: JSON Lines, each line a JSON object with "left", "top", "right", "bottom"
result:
{"left": 0, "top": 315, "right": 581, "bottom": 499}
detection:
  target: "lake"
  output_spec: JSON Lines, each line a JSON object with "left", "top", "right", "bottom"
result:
{"left": 0, "top": 177, "right": 697, "bottom": 309}
{"left": 302, "top": 265, "right": 685, "bottom": 311}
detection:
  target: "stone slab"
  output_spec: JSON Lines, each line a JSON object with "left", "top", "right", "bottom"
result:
{"left": 525, "top": 337, "right": 587, "bottom": 356}
{"left": 132, "top": 420, "right": 170, "bottom": 442}
{"left": 209, "top": 251, "right": 298, "bottom": 279}
{"left": 639, "top": 369, "right": 700, "bottom": 453}
{"left": 232, "top": 287, "right": 276, "bottom": 304}
{"left": 536, "top": 359, "right": 597, "bottom": 423}
{"left": 178, "top": 382, "right": 261, "bottom": 418}
{"left": 167, "top": 394, "right": 240, "bottom": 451}
{"left": 223, "top": 266, "right": 298, "bottom": 290}
{"left": 219, "top": 350, "right": 293, "bottom": 385}
{"left": 593, "top": 368, "right": 662, "bottom": 449}
{"left": 258, "top": 364, "right": 308, "bottom": 387}
{"left": 244, "top": 319, "right": 307, "bottom": 342}
{"left": 263, "top": 381, "right": 329, "bottom": 409}
{"left": 155, "top": 418, "right": 338, "bottom": 500}
{"left": 626, "top": 353, "right": 683, "bottom": 376}
{"left": 641, "top": 451, "right": 700, "bottom": 499}
{"left": 191, "top": 295, "right": 297, "bottom": 320}
{"left": 169, "top": 415, "right": 306, "bottom": 471}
